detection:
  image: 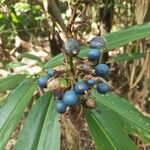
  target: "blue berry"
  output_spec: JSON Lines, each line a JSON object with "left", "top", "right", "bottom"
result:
{"left": 54, "top": 91, "right": 63, "bottom": 100}
{"left": 86, "top": 79, "right": 96, "bottom": 86}
{"left": 56, "top": 100, "right": 67, "bottom": 113}
{"left": 38, "top": 76, "right": 49, "bottom": 88}
{"left": 48, "top": 69, "right": 55, "bottom": 78}
{"left": 63, "top": 90, "right": 79, "bottom": 106}
{"left": 90, "top": 36, "right": 106, "bottom": 49}
{"left": 95, "top": 64, "right": 109, "bottom": 77}
{"left": 87, "top": 49, "right": 101, "bottom": 61}
{"left": 97, "top": 82, "right": 109, "bottom": 94}
{"left": 74, "top": 82, "right": 89, "bottom": 94}
{"left": 63, "top": 38, "right": 80, "bottom": 56}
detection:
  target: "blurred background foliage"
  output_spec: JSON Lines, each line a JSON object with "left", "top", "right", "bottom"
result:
{"left": 0, "top": 0, "right": 150, "bottom": 149}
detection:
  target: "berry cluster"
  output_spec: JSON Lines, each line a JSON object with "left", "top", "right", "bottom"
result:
{"left": 37, "top": 37, "right": 110, "bottom": 114}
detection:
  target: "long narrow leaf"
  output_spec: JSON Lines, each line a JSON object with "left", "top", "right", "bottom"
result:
{"left": 37, "top": 96, "right": 60, "bottom": 150}
{"left": 0, "top": 80, "right": 36, "bottom": 149}
{"left": 108, "top": 53, "right": 144, "bottom": 62}
{"left": 85, "top": 104, "right": 137, "bottom": 150}
{"left": 22, "top": 52, "right": 42, "bottom": 62}
{"left": 105, "top": 23, "right": 150, "bottom": 49}
{"left": 14, "top": 92, "right": 52, "bottom": 150}
{"left": 0, "top": 74, "right": 27, "bottom": 92}
{"left": 43, "top": 53, "right": 64, "bottom": 69}
{"left": 93, "top": 91, "right": 150, "bottom": 143}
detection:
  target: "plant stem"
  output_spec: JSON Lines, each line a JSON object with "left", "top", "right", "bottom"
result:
{"left": 67, "top": 56, "right": 75, "bottom": 89}
{"left": 68, "top": 57, "right": 74, "bottom": 73}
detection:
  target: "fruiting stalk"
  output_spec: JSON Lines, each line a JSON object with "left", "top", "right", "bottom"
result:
{"left": 67, "top": 56, "right": 74, "bottom": 88}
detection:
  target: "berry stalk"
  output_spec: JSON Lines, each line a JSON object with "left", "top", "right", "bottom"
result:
{"left": 63, "top": 38, "right": 80, "bottom": 88}
{"left": 67, "top": 56, "right": 75, "bottom": 88}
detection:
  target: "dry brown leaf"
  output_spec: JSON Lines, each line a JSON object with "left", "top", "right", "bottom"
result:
{"left": 135, "top": 0, "right": 149, "bottom": 24}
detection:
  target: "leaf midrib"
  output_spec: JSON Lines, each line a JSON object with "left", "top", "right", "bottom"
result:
{"left": 0, "top": 75, "right": 25, "bottom": 87}
{"left": 107, "top": 31, "right": 150, "bottom": 48}
{"left": 36, "top": 96, "right": 55, "bottom": 149}
{"left": 29, "top": 92, "right": 52, "bottom": 150}
{"left": 96, "top": 97, "right": 150, "bottom": 134}
{"left": 90, "top": 112, "right": 117, "bottom": 150}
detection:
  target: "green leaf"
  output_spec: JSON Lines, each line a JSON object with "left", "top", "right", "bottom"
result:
{"left": 85, "top": 105, "right": 137, "bottom": 150}
{"left": 105, "top": 23, "right": 150, "bottom": 50}
{"left": 14, "top": 92, "right": 52, "bottom": 150}
{"left": 93, "top": 91, "right": 150, "bottom": 143}
{"left": 6, "top": 61, "right": 26, "bottom": 69}
{"left": 0, "top": 80, "right": 36, "bottom": 149}
{"left": 108, "top": 53, "right": 145, "bottom": 62}
{"left": 22, "top": 52, "right": 42, "bottom": 62}
{"left": 0, "top": 74, "right": 27, "bottom": 92}
{"left": 42, "top": 23, "right": 150, "bottom": 69}
{"left": 10, "top": 11, "right": 20, "bottom": 23}
{"left": 37, "top": 96, "right": 60, "bottom": 150}
{"left": 43, "top": 53, "right": 64, "bottom": 69}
